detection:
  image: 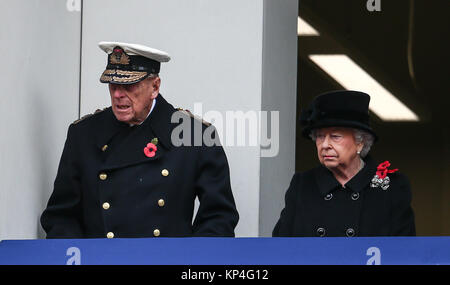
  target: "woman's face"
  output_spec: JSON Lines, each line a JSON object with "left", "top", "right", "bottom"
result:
{"left": 315, "top": 127, "right": 363, "bottom": 171}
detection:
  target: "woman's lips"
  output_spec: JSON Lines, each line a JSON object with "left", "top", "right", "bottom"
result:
{"left": 323, "top": 155, "right": 336, "bottom": 159}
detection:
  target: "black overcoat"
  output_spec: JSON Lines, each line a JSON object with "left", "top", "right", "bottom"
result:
{"left": 273, "top": 156, "right": 415, "bottom": 237}
{"left": 41, "top": 94, "right": 239, "bottom": 238}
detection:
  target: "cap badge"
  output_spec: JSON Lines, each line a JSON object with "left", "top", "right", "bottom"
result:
{"left": 370, "top": 161, "right": 398, "bottom": 190}
{"left": 110, "top": 47, "right": 130, "bottom": 65}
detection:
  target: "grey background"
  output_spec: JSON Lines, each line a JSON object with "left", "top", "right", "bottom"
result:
{"left": 0, "top": 0, "right": 80, "bottom": 239}
{"left": 259, "top": 0, "right": 298, "bottom": 236}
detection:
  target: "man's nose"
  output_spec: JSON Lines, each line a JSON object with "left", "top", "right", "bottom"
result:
{"left": 111, "top": 85, "right": 126, "bottom": 98}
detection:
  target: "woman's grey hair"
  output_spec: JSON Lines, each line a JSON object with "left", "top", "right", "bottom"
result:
{"left": 309, "top": 128, "right": 375, "bottom": 157}
{"left": 352, "top": 129, "right": 374, "bottom": 157}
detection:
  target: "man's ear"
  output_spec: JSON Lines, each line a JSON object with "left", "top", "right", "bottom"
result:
{"left": 151, "top": 77, "right": 161, "bottom": 99}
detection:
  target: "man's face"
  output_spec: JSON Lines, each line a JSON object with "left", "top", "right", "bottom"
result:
{"left": 109, "top": 76, "right": 160, "bottom": 125}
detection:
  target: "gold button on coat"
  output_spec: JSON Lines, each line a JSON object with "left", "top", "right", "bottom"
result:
{"left": 161, "top": 169, "right": 169, "bottom": 176}
{"left": 106, "top": 232, "right": 114, "bottom": 239}
{"left": 158, "top": 199, "right": 165, "bottom": 207}
{"left": 99, "top": 173, "right": 107, "bottom": 180}
{"left": 101, "top": 145, "right": 108, "bottom": 152}
{"left": 102, "top": 202, "right": 110, "bottom": 210}
{"left": 153, "top": 229, "right": 160, "bottom": 237}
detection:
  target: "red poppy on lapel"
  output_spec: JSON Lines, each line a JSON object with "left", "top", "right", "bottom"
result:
{"left": 371, "top": 161, "right": 398, "bottom": 190}
{"left": 144, "top": 142, "right": 157, "bottom": 158}
{"left": 376, "top": 161, "right": 398, "bottom": 179}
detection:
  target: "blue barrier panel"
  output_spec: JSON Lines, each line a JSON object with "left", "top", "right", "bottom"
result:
{"left": 0, "top": 237, "right": 449, "bottom": 265}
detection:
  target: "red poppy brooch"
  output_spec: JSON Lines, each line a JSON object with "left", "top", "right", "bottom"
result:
{"left": 370, "top": 161, "right": 398, "bottom": 190}
{"left": 143, "top": 142, "right": 157, "bottom": 158}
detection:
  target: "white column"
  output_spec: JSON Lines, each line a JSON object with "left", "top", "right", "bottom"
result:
{"left": 259, "top": 0, "right": 298, "bottom": 236}
{"left": 0, "top": 0, "right": 81, "bottom": 239}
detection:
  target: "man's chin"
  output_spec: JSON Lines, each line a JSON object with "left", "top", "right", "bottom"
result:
{"left": 113, "top": 111, "right": 133, "bottom": 124}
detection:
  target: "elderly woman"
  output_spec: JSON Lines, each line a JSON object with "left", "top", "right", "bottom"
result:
{"left": 273, "top": 90, "right": 416, "bottom": 237}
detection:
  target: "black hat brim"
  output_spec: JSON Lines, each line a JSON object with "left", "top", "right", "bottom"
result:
{"left": 301, "top": 119, "right": 378, "bottom": 142}
{"left": 100, "top": 69, "right": 150, "bottom": 85}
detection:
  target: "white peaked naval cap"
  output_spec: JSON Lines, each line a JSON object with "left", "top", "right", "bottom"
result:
{"left": 98, "top": 41, "right": 171, "bottom": 63}
{"left": 98, "top": 41, "right": 171, "bottom": 84}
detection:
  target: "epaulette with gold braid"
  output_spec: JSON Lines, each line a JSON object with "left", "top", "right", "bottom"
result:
{"left": 176, "top": 107, "right": 211, "bottom": 126}
{"left": 73, "top": 108, "right": 107, "bottom": 124}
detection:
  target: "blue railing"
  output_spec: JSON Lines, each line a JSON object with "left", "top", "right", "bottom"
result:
{"left": 0, "top": 237, "right": 449, "bottom": 265}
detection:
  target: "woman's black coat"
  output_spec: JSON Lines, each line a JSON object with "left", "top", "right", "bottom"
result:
{"left": 273, "top": 156, "right": 416, "bottom": 237}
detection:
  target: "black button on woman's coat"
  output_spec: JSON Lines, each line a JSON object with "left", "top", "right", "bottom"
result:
{"left": 346, "top": 228, "right": 355, "bottom": 237}
{"left": 316, "top": 227, "right": 326, "bottom": 237}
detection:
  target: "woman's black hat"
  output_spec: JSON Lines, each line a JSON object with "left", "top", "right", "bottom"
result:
{"left": 299, "top": 90, "right": 377, "bottom": 141}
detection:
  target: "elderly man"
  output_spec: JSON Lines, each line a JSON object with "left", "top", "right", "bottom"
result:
{"left": 41, "top": 42, "right": 239, "bottom": 238}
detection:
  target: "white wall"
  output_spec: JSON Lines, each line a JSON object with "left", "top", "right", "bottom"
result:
{"left": 0, "top": 0, "right": 298, "bottom": 239}
{"left": 0, "top": 0, "right": 80, "bottom": 239}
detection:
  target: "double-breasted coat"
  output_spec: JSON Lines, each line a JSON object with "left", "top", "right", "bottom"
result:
{"left": 273, "top": 156, "right": 416, "bottom": 237}
{"left": 41, "top": 94, "right": 239, "bottom": 238}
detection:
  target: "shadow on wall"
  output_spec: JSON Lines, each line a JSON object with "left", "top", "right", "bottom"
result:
{"left": 29, "top": 89, "right": 60, "bottom": 239}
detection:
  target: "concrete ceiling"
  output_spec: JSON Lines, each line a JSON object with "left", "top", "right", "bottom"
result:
{"left": 298, "top": 0, "right": 449, "bottom": 123}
